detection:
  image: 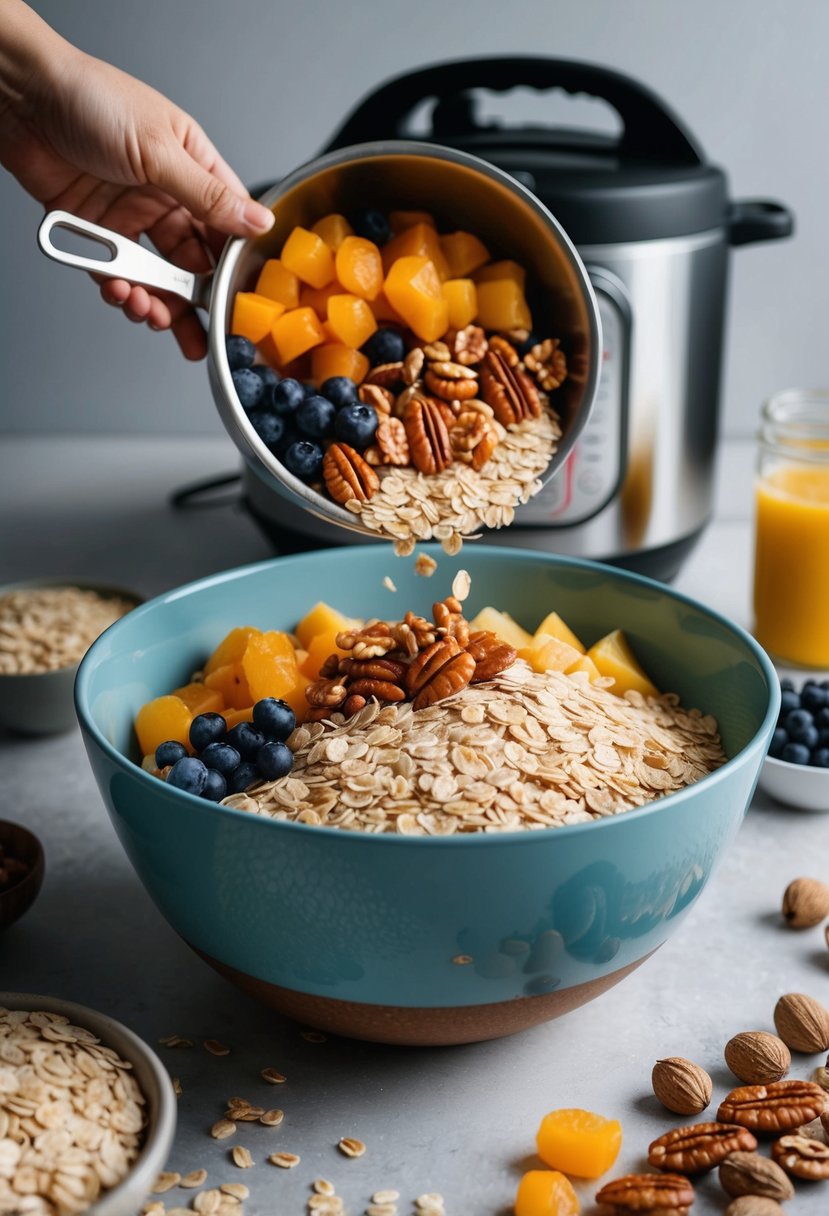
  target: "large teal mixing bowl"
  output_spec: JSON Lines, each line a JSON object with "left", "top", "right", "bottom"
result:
{"left": 75, "top": 546, "right": 778, "bottom": 1045}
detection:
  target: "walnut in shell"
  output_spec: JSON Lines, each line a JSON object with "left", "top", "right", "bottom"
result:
{"left": 781, "top": 876, "right": 829, "bottom": 927}
{"left": 773, "top": 992, "right": 829, "bottom": 1053}
{"left": 718, "top": 1151, "right": 794, "bottom": 1201}
{"left": 652, "top": 1056, "right": 712, "bottom": 1115}
{"left": 724, "top": 1031, "right": 791, "bottom": 1084}
{"left": 725, "top": 1198, "right": 786, "bottom": 1216}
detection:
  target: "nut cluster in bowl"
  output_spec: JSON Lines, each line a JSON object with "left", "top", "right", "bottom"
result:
{"left": 227, "top": 205, "right": 568, "bottom": 553}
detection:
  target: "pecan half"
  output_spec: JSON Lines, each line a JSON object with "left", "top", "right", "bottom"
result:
{"left": 525, "top": 337, "right": 567, "bottom": 391}
{"left": 466, "top": 630, "right": 517, "bottom": 682}
{"left": 403, "top": 395, "right": 453, "bottom": 475}
{"left": 323, "top": 443, "right": 380, "bottom": 505}
{"left": 424, "top": 361, "right": 479, "bottom": 402}
{"left": 595, "top": 1172, "right": 694, "bottom": 1212}
{"left": 376, "top": 416, "right": 410, "bottom": 466}
{"left": 358, "top": 383, "right": 394, "bottom": 416}
{"left": 471, "top": 423, "right": 498, "bottom": 471}
{"left": 771, "top": 1133, "right": 829, "bottom": 1179}
{"left": 348, "top": 678, "right": 407, "bottom": 703}
{"left": 488, "top": 334, "right": 520, "bottom": 367}
{"left": 341, "top": 657, "right": 407, "bottom": 683}
{"left": 479, "top": 349, "right": 541, "bottom": 426}
{"left": 364, "top": 361, "right": 406, "bottom": 390}
{"left": 305, "top": 678, "right": 347, "bottom": 708}
{"left": 403, "top": 347, "right": 425, "bottom": 384}
{"left": 648, "top": 1122, "right": 758, "bottom": 1174}
{"left": 405, "top": 638, "right": 476, "bottom": 711}
{"left": 717, "top": 1080, "right": 826, "bottom": 1133}
{"left": 422, "top": 340, "right": 452, "bottom": 362}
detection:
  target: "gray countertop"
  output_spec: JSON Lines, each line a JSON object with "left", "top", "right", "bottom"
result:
{"left": 1, "top": 435, "right": 828, "bottom": 1216}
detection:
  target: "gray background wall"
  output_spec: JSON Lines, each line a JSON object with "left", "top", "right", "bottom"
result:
{"left": 0, "top": 0, "right": 825, "bottom": 437}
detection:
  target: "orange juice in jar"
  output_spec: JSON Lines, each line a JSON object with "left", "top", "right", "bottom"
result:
{"left": 753, "top": 389, "right": 829, "bottom": 666}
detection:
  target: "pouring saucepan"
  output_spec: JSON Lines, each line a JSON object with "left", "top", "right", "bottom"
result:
{"left": 37, "top": 141, "right": 602, "bottom": 538}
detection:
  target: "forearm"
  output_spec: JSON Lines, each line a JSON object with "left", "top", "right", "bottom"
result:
{"left": 0, "top": 0, "right": 69, "bottom": 114}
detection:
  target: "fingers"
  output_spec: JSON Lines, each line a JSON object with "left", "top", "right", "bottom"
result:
{"left": 100, "top": 279, "right": 206, "bottom": 359}
{"left": 148, "top": 137, "right": 273, "bottom": 240}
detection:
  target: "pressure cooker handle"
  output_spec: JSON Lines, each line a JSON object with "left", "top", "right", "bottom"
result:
{"left": 36, "top": 210, "right": 213, "bottom": 309}
{"left": 728, "top": 199, "right": 795, "bottom": 247}
{"left": 325, "top": 56, "right": 703, "bottom": 165}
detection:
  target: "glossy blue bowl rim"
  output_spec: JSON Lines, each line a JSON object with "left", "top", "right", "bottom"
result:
{"left": 75, "top": 545, "right": 781, "bottom": 847}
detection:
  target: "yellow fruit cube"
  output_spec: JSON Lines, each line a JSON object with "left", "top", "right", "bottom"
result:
{"left": 300, "top": 629, "right": 350, "bottom": 680}
{"left": 280, "top": 227, "right": 335, "bottom": 288}
{"left": 326, "top": 294, "right": 378, "bottom": 349}
{"left": 135, "top": 695, "right": 192, "bottom": 757}
{"left": 587, "top": 629, "right": 659, "bottom": 698}
{"left": 442, "top": 279, "right": 477, "bottom": 330}
{"left": 381, "top": 222, "right": 451, "bottom": 281}
{"left": 270, "top": 307, "right": 325, "bottom": 365}
{"left": 295, "top": 601, "right": 353, "bottom": 649}
{"left": 311, "top": 213, "right": 354, "bottom": 251}
{"left": 536, "top": 1108, "right": 622, "bottom": 1179}
{"left": 255, "top": 259, "right": 300, "bottom": 309}
{"left": 567, "top": 655, "right": 601, "bottom": 682}
{"left": 534, "top": 612, "right": 585, "bottom": 653}
{"left": 204, "top": 662, "right": 252, "bottom": 710}
{"left": 474, "top": 259, "right": 527, "bottom": 289}
{"left": 439, "top": 231, "right": 490, "bottom": 278}
{"left": 241, "top": 631, "right": 299, "bottom": 702}
{"left": 518, "top": 633, "right": 583, "bottom": 675}
{"left": 475, "top": 279, "right": 532, "bottom": 331}
{"left": 467, "top": 607, "right": 533, "bottom": 650}
{"left": 384, "top": 256, "right": 449, "bottom": 343}
{"left": 389, "top": 209, "right": 434, "bottom": 233}
{"left": 223, "top": 706, "right": 254, "bottom": 729}
{"left": 335, "top": 236, "right": 384, "bottom": 301}
{"left": 171, "top": 682, "right": 225, "bottom": 716}
{"left": 515, "top": 1169, "right": 580, "bottom": 1216}
{"left": 230, "top": 293, "right": 285, "bottom": 345}
{"left": 204, "top": 626, "right": 262, "bottom": 675}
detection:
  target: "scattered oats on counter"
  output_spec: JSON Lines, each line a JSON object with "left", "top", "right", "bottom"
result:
{"left": 0, "top": 1007, "right": 147, "bottom": 1216}
{"left": 0, "top": 585, "right": 134, "bottom": 674}
{"left": 224, "top": 663, "right": 725, "bottom": 835}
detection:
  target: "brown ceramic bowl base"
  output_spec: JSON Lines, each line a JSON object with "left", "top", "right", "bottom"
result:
{"left": 0, "top": 821, "right": 45, "bottom": 932}
{"left": 197, "top": 947, "right": 653, "bottom": 1046}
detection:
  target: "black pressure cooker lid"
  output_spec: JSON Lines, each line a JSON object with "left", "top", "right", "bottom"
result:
{"left": 323, "top": 57, "right": 741, "bottom": 245}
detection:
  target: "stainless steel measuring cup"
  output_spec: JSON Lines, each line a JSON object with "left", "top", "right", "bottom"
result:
{"left": 37, "top": 141, "right": 602, "bottom": 537}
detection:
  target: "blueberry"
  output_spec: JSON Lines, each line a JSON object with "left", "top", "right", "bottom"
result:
{"left": 252, "top": 365, "right": 280, "bottom": 391}
{"left": 302, "top": 381, "right": 319, "bottom": 397}
{"left": 226, "top": 334, "right": 255, "bottom": 371}
{"left": 167, "top": 756, "right": 208, "bottom": 795}
{"left": 320, "top": 376, "right": 359, "bottom": 409}
{"left": 252, "top": 697, "right": 296, "bottom": 741}
{"left": 812, "top": 747, "right": 829, "bottom": 768}
{"left": 200, "top": 741, "right": 241, "bottom": 776}
{"left": 779, "top": 689, "right": 801, "bottom": 718}
{"left": 352, "top": 208, "right": 390, "bottom": 245}
{"left": 232, "top": 367, "right": 265, "bottom": 412}
{"left": 821, "top": 679, "right": 829, "bottom": 691}
{"left": 296, "top": 394, "right": 336, "bottom": 439}
{"left": 819, "top": 729, "right": 829, "bottom": 749}
{"left": 248, "top": 409, "right": 286, "bottom": 450}
{"left": 226, "top": 722, "right": 267, "bottom": 759}
{"left": 283, "top": 439, "right": 323, "bottom": 482}
{"left": 781, "top": 741, "right": 811, "bottom": 765}
{"left": 768, "top": 727, "right": 788, "bottom": 759}
{"left": 818, "top": 707, "right": 829, "bottom": 730}
{"left": 801, "top": 684, "right": 828, "bottom": 713}
{"left": 516, "top": 331, "right": 541, "bottom": 358}
{"left": 780, "top": 677, "right": 795, "bottom": 692}
{"left": 202, "top": 768, "right": 227, "bottom": 801}
{"left": 334, "top": 403, "right": 378, "bottom": 449}
{"left": 803, "top": 725, "right": 820, "bottom": 749}
{"left": 227, "top": 761, "right": 260, "bottom": 794}
{"left": 155, "top": 740, "right": 188, "bottom": 768}
{"left": 272, "top": 378, "right": 306, "bottom": 417}
{"left": 785, "top": 708, "right": 815, "bottom": 741}
{"left": 362, "top": 327, "right": 405, "bottom": 366}
{"left": 256, "top": 740, "right": 293, "bottom": 781}
{"left": 189, "top": 712, "right": 227, "bottom": 752}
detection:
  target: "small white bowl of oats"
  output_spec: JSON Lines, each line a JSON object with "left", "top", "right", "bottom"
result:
{"left": 0, "top": 579, "right": 139, "bottom": 735}
{"left": 0, "top": 994, "right": 176, "bottom": 1216}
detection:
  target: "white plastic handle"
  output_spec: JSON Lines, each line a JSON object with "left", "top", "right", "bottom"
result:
{"left": 37, "top": 210, "right": 211, "bottom": 309}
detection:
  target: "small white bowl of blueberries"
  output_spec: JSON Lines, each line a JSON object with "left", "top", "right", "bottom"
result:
{"left": 759, "top": 676, "right": 829, "bottom": 811}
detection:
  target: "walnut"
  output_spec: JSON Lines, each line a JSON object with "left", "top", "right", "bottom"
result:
{"left": 651, "top": 1057, "right": 712, "bottom": 1116}
{"left": 524, "top": 337, "right": 567, "bottom": 391}
{"left": 375, "top": 416, "right": 410, "bottom": 466}
{"left": 449, "top": 324, "right": 488, "bottom": 366}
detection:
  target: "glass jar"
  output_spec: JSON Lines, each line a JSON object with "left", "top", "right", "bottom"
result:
{"left": 753, "top": 389, "right": 829, "bottom": 667}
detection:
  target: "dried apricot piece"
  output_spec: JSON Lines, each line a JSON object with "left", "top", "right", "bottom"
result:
{"left": 135, "top": 695, "right": 192, "bottom": 756}
{"left": 514, "top": 1169, "right": 580, "bottom": 1216}
{"left": 242, "top": 631, "right": 299, "bottom": 702}
{"left": 381, "top": 222, "right": 450, "bottom": 281}
{"left": 204, "top": 662, "right": 252, "bottom": 710}
{"left": 311, "top": 213, "right": 354, "bottom": 251}
{"left": 171, "top": 682, "right": 225, "bottom": 716}
{"left": 389, "top": 209, "right": 434, "bottom": 233}
{"left": 280, "top": 227, "right": 335, "bottom": 288}
{"left": 296, "top": 602, "right": 352, "bottom": 648}
{"left": 255, "top": 259, "right": 300, "bottom": 308}
{"left": 326, "top": 294, "right": 377, "bottom": 349}
{"left": 476, "top": 279, "right": 532, "bottom": 331}
{"left": 205, "top": 626, "right": 262, "bottom": 675}
{"left": 335, "top": 236, "right": 384, "bottom": 301}
{"left": 270, "top": 307, "right": 325, "bottom": 365}
{"left": 586, "top": 629, "right": 659, "bottom": 698}
{"left": 442, "top": 279, "right": 477, "bottom": 330}
{"left": 310, "top": 345, "right": 369, "bottom": 387}
{"left": 230, "top": 293, "right": 285, "bottom": 345}
{"left": 384, "top": 256, "right": 449, "bottom": 343}
{"left": 440, "top": 231, "right": 490, "bottom": 278}
{"left": 536, "top": 1108, "right": 622, "bottom": 1180}
{"left": 474, "top": 258, "right": 527, "bottom": 288}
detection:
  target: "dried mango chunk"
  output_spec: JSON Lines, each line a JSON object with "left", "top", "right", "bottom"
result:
{"left": 135, "top": 695, "right": 192, "bottom": 757}
{"left": 440, "top": 231, "right": 490, "bottom": 278}
{"left": 205, "top": 626, "right": 262, "bottom": 676}
{"left": 280, "top": 227, "right": 335, "bottom": 289}
{"left": 241, "top": 630, "right": 299, "bottom": 702}
{"left": 223, "top": 706, "right": 254, "bottom": 729}
{"left": 515, "top": 1170, "right": 580, "bottom": 1216}
{"left": 310, "top": 344, "right": 369, "bottom": 386}
{"left": 389, "top": 209, "right": 434, "bottom": 233}
{"left": 442, "top": 279, "right": 477, "bottom": 330}
{"left": 255, "top": 259, "right": 300, "bottom": 309}
{"left": 476, "top": 279, "right": 532, "bottom": 331}
{"left": 536, "top": 1108, "right": 622, "bottom": 1180}
{"left": 381, "top": 222, "right": 450, "bottom": 281}
{"left": 384, "top": 256, "right": 449, "bottom": 343}
{"left": 518, "top": 633, "right": 583, "bottom": 675}
{"left": 326, "top": 294, "right": 377, "bottom": 349}
{"left": 171, "top": 682, "right": 225, "bottom": 716}
{"left": 296, "top": 602, "right": 353, "bottom": 649}
{"left": 230, "top": 293, "right": 285, "bottom": 345}
{"left": 270, "top": 307, "right": 325, "bottom": 365}
{"left": 204, "top": 662, "right": 252, "bottom": 710}
{"left": 311, "top": 213, "right": 354, "bottom": 251}
{"left": 467, "top": 606, "right": 533, "bottom": 650}
{"left": 474, "top": 258, "right": 527, "bottom": 289}
{"left": 335, "top": 236, "right": 384, "bottom": 301}
{"left": 587, "top": 629, "right": 659, "bottom": 698}
{"left": 534, "top": 612, "right": 585, "bottom": 653}
{"left": 299, "top": 281, "right": 342, "bottom": 319}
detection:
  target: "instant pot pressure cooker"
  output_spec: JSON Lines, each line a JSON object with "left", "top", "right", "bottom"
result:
{"left": 244, "top": 57, "right": 793, "bottom": 579}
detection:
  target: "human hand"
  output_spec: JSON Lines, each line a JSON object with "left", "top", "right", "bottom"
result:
{"left": 0, "top": 5, "right": 273, "bottom": 358}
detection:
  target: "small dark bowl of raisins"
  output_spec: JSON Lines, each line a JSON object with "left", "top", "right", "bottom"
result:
{"left": 0, "top": 820, "right": 44, "bottom": 932}
{"left": 758, "top": 677, "right": 829, "bottom": 810}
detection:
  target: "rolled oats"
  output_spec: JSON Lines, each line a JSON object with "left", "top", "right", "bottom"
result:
{"left": 0, "top": 586, "right": 134, "bottom": 674}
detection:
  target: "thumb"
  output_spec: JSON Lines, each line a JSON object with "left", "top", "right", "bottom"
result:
{"left": 150, "top": 141, "right": 274, "bottom": 237}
